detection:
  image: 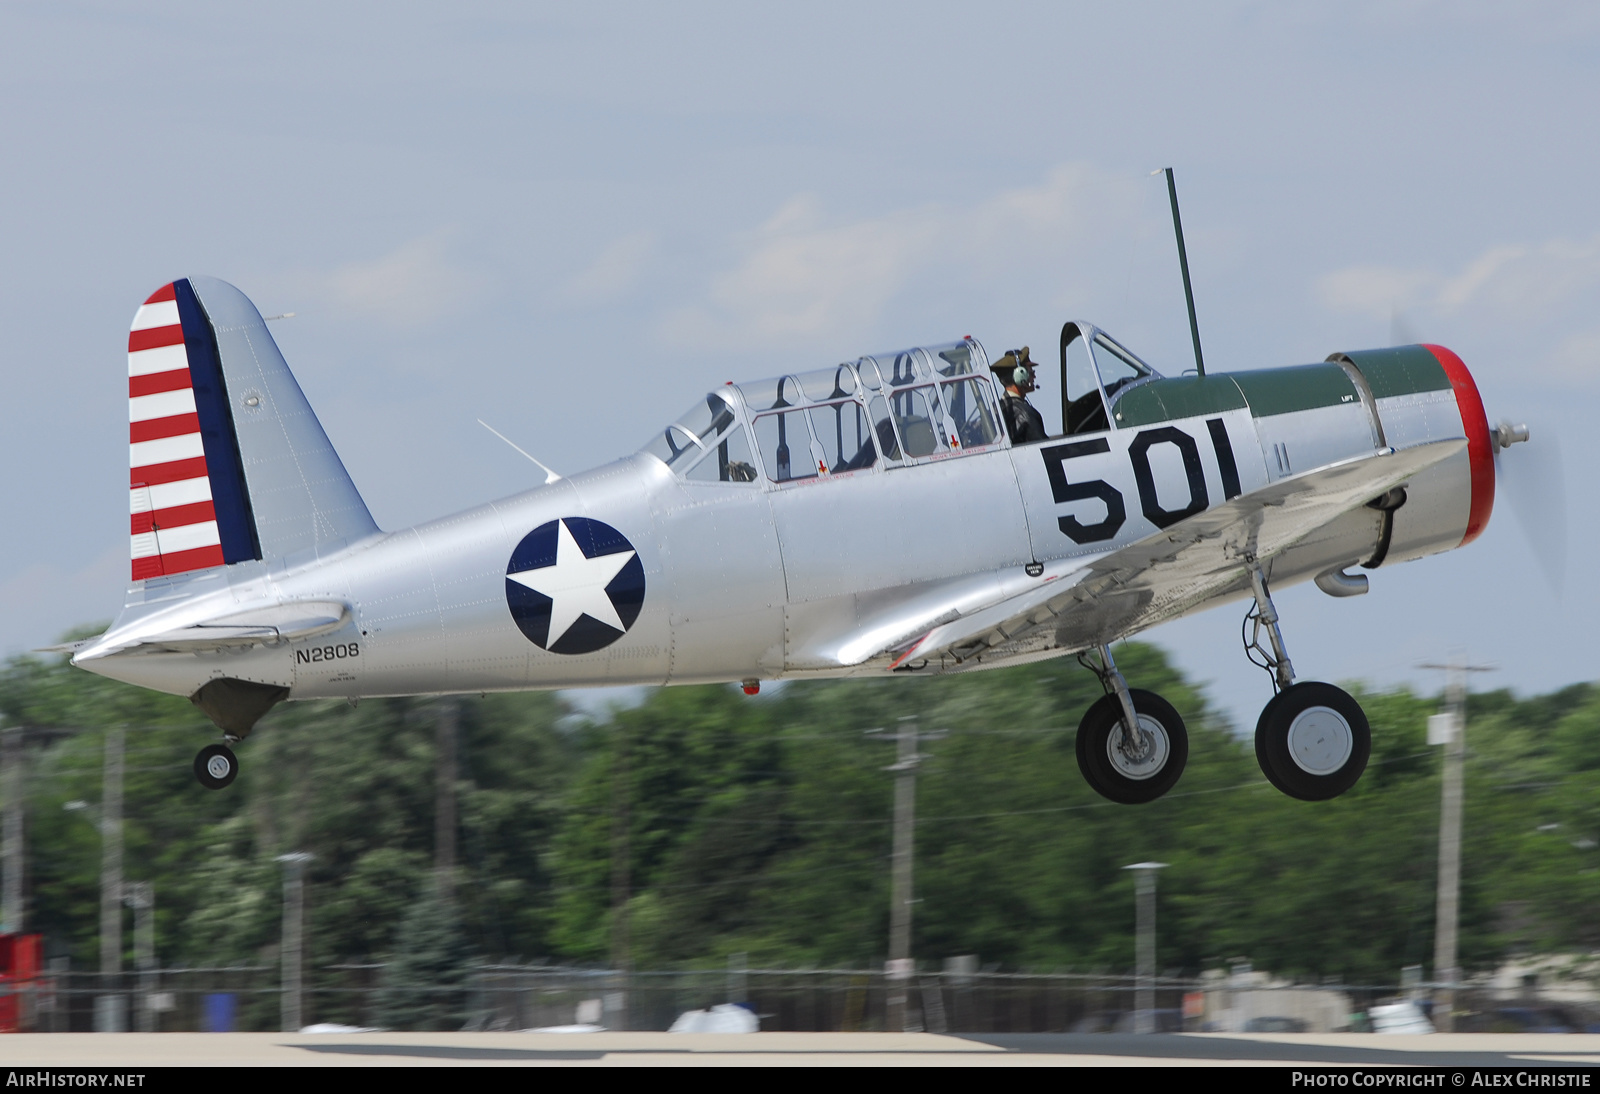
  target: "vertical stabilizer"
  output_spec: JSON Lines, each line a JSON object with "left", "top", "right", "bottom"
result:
{"left": 188, "top": 277, "right": 378, "bottom": 562}
{"left": 126, "top": 278, "right": 378, "bottom": 590}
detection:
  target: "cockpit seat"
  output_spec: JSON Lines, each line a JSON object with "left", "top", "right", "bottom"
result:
{"left": 836, "top": 440, "right": 877, "bottom": 473}
{"left": 876, "top": 418, "right": 902, "bottom": 461}
{"left": 1066, "top": 390, "right": 1109, "bottom": 435}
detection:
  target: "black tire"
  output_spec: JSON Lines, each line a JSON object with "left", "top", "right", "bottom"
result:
{"left": 1075, "top": 702, "right": 1106, "bottom": 796}
{"left": 194, "top": 743, "right": 238, "bottom": 790}
{"left": 1253, "top": 690, "right": 1295, "bottom": 796}
{"left": 1075, "top": 689, "right": 1188, "bottom": 805}
{"left": 1254, "top": 681, "right": 1370, "bottom": 801}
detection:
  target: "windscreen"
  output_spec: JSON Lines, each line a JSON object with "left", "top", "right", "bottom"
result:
{"left": 641, "top": 391, "right": 738, "bottom": 466}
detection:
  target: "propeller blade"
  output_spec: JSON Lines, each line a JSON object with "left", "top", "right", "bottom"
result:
{"left": 1495, "top": 424, "right": 1566, "bottom": 596}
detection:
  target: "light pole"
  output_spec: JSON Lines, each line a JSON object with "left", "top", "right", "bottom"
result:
{"left": 123, "top": 882, "right": 155, "bottom": 1032}
{"left": 435, "top": 699, "right": 459, "bottom": 901}
{"left": 65, "top": 725, "right": 126, "bottom": 1035}
{"left": 1124, "top": 861, "right": 1168, "bottom": 1034}
{"left": 1420, "top": 659, "right": 1492, "bottom": 1033}
{"left": 276, "top": 852, "right": 314, "bottom": 1033}
{"left": 99, "top": 726, "right": 124, "bottom": 1009}
{"left": 867, "top": 718, "right": 945, "bottom": 1032}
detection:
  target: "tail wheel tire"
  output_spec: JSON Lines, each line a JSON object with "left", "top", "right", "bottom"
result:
{"left": 1254, "top": 682, "right": 1370, "bottom": 801}
{"left": 194, "top": 743, "right": 238, "bottom": 790}
{"left": 1075, "top": 689, "right": 1188, "bottom": 805}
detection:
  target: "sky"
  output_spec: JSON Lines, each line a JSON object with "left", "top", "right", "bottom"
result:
{"left": 1, "top": 1, "right": 1596, "bottom": 731}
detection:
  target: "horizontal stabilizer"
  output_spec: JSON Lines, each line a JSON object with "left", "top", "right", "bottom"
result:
{"left": 34, "top": 637, "right": 103, "bottom": 655}
{"left": 76, "top": 600, "right": 349, "bottom": 657}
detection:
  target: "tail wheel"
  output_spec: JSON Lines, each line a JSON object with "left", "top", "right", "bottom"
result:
{"left": 1075, "top": 690, "right": 1188, "bottom": 805}
{"left": 194, "top": 743, "right": 238, "bottom": 790}
{"left": 1254, "top": 682, "right": 1370, "bottom": 801}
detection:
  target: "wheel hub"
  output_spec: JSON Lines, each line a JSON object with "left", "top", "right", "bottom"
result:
{"left": 206, "top": 754, "right": 233, "bottom": 780}
{"left": 1285, "top": 705, "right": 1353, "bottom": 775}
{"left": 1108, "top": 716, "right": 1170, "bottom": 781}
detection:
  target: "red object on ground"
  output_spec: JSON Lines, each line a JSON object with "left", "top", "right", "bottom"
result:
{"left": 0, "top": 934, "right": 42, "bottom": 1032}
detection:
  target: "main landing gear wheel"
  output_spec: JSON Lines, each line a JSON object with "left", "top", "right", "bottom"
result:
{"left": 194, "top": 743, "right": 238, "bottom": 790}
{"left": 1254, "top": 682, "right": 1370, "bottom": 801}
{"left": 1076, "top": 689, "right": 1188, "bottom": 805}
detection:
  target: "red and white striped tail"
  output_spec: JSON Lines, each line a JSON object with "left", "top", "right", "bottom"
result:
{"left": 128, "top": 283, "right": 224, "bottom": 580}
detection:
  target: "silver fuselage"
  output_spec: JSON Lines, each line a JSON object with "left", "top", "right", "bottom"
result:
{"left": 80, "top": 349, "right": 1476, "bottom": 703}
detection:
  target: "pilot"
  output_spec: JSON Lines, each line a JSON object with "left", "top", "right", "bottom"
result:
{"left": 993, "top": 347, "right": 1047, "bottom": 444}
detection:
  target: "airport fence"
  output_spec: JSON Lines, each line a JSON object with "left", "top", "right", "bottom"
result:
{"left": 14, "top": 964, "right": 1600, "bottom": 1034}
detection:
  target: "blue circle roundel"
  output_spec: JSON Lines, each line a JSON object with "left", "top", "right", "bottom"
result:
{"left": 505, "top": 517, "right": 645, "bottom": 654}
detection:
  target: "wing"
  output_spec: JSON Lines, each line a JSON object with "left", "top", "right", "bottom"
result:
{"left": 890, "top": 438, "right": 1465, "bottom": 672}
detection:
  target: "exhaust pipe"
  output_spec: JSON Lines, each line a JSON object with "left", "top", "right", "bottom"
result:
{"left": 1315, "top": 564, "right": 1369, "bottom": 598}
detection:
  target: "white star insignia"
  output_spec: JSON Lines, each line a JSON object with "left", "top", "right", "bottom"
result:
{"left": 508, "top": 519, "right": 636, "bottom": 645}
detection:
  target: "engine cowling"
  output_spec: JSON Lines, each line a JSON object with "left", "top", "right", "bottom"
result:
{"left": 1330, "top": 344, "right": 1491, "bottom": 567}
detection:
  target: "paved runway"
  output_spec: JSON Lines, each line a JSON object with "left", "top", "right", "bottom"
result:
{"left": 1, "top": 1031, "right": 1599, "bottom": 1067}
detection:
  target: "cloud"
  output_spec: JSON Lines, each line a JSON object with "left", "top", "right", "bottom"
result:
{"left": 1319, "top": 234, "right": 1600, "bottom": 322}
{"left": 1317, "top": 233, "right": 1600, "bottom": 384}
{"left": 1550, "top": 328, "right": 1600, "bottom": 384}
{"left": 560, "top": 231, "right": 656, "bottom": 306}
{"left": 1317, "top": 265, "right": 1438, "bottom": 317}
{"left": 657, "top": 165, "right": 1135, "bottom": 351}
{"left": 321, "top": 232, "right": 482, "bottom": 327}
{"left": 661, "top": 193, "right": 939, "bottom": 347}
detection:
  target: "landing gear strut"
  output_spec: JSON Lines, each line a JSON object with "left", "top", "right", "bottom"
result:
{"left": 194, "top": 741, "right": 239, "bottom": 790}
{"left": 1244, "top": 562, "right": 1370, "bottom": 800}
{"left": 1075, "top": 645, "right": 1188, "bottom": 804}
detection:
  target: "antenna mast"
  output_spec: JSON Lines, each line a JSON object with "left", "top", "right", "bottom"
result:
{"left": 1162, "top": 167, "right": 1205, "bottom": 377}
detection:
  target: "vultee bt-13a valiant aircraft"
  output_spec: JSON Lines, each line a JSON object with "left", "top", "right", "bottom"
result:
{"left": 63, "top": 275, "right": 1531, "bottom": 803}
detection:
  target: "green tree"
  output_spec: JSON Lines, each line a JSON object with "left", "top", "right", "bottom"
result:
{"left": 376, "top": 877, "right": 473, "bottom": 1030}
{"left": 7, "top": 631, "right": 1600, "bottom": 1007}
